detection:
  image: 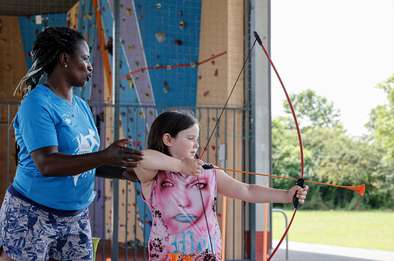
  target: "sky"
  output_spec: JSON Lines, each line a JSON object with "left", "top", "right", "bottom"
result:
{"left": 271, "top": 0, "right": 394, "bottom": 136}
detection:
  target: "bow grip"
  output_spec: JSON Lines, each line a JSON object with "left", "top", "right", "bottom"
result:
{"left": 292, "top": 178, "right": 305, "bottom": 209}
{"left": 202, "top": 163, "right": 214, "bottom": 170}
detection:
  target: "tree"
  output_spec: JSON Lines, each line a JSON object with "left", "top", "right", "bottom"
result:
{"left": 303, "top": 127, "right": 390, "bottom": 209}
{"left": 283, "top": 89, "right": 341, "bottom": 128}
{"left": 366, "top": 74, "right": 394, "bottom": 208}
{"left": 367, "top": 74, "right": 394, "bottom": 162}
{"left": 273, "top": 88, "right": 394, "bottom": 209}
{"left": 273, "top": 90, "right": 341, "bottom": 209}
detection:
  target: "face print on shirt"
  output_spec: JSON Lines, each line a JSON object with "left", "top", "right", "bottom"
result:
{"left": 155, "top": 172, "right": 212, "bottom": 235}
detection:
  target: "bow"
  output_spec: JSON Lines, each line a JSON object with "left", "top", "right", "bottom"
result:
{"left": 196, "top": 31, "right": 365, "bottom": 260}
{"left": 196, "top": 31, "right": 301, "bottom": 260}
{"left": 195, "top": 28, "right": 302, "bottom": 260}
{"left": 253, "top": 31, "right": 304, "bottom": 260}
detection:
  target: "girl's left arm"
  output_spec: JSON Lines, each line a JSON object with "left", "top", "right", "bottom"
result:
{"left": 216, "top": 169, "right": 308, "bottom": 204}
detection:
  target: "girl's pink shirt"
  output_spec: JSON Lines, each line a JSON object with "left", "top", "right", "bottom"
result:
{"left": 143, "top": 168, "right": 221, "bottom": 260}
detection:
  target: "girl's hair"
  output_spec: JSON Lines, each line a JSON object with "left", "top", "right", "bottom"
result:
{"left": 14, "top": 27, "right": 85, "bottom": 96}
{"left": 148, "top": 111, "right": 197, "bottom": 156}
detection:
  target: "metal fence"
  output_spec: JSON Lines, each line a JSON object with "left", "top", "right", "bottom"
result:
{"left": 0, "top": 102, "right": 252, "bottom": 260}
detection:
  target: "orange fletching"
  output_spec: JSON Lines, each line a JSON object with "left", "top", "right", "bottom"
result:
{"left": 352, "top": 184, "right": 366, "bottom": 197}
{"left": 335, "top": 184, "right": 366, "bottom": 197}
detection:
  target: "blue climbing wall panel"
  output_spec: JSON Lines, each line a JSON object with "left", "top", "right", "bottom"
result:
{"left": 134, "top": 0, "right": 201, "bottom": 108}
{"left": 19, "top": 14, "right": 67, "bottom": 68}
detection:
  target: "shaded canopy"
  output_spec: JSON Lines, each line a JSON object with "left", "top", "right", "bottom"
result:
{"left": 0, "top": 0, "right": 78, "bottom": 16}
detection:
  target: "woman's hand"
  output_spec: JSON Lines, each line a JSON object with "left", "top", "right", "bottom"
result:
{"left": 180, "top": 158, "right": 204, "bottom": 176}
{"left": 287, "top": 185, "right": 309, "bottom": 205}
{"left": 120, "top": 168, "right": 139, "bottom": 182}
{"left": 101, "top": 139, "right": 143, "bottom": 168}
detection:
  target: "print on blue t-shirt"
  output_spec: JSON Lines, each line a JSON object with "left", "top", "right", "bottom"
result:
{"left": 13, "top": 84, "right": 100, "bottom": 210}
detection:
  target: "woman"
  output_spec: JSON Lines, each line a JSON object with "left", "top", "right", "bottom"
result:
{"left": 0, "top": 27, "right": 143, "bottom": 260}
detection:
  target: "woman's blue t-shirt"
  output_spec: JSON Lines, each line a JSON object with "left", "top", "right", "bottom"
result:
{"left": 12, "top": 84, "right": 100, "bottom": 210}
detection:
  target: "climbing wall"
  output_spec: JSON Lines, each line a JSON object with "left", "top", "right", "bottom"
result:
{"left": 19, "top": 14, "right": 67, "bottom": 68}
{"left": 92, "top": 0, "right": 150, "bottom": 244}
{"left": 133, "top": 0, "right": 201, "bottom": 109}
{"left": 89, "top": 0, "right": 206, "bottom": 245}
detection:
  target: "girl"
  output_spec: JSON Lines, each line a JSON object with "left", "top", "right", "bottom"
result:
{"left": 134, "top": 111, "right": 308, "bottom": 260}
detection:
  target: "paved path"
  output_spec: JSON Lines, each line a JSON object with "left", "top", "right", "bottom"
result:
{"left": 271, "top": 241, "right": 394, "bottom": 261}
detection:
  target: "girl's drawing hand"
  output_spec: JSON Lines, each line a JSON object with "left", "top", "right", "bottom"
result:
{"left": 180, "top": 158, "right": 204, "bottom": 176}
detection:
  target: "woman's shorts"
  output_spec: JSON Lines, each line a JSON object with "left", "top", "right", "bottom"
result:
{"left": 0, "top": 191, "right": 93, "bottom": 261}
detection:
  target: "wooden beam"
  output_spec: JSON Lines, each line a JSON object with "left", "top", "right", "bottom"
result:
{"left": 0, "top": 0, "right": 78, "bottom": 16}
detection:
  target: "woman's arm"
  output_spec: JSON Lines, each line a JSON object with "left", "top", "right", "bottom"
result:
{"left": 134, "top": 149, "right": 203, "bottom": 183}
{"left": 31, "top": 139, "right": 142, "bottom": 177}
{"left": 216, "top": 169, "right": 307, "bottom": 204}
{"left": 95, "top": 165, "right": 138, "bottom": 182}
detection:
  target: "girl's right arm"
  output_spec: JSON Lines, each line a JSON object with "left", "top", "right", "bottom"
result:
{"left": 134, "top": 149, "right": 203, "bottom": 183}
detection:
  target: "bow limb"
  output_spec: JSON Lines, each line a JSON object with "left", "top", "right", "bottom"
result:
{"left": 253, "top": 31, "right": 305, "bottom": 260}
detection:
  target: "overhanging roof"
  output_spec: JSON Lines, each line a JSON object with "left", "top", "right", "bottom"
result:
{"left": 0, "top": 0, "right": 78, "bottom": 16}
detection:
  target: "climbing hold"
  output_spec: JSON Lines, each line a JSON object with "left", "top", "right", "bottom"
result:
{"left": 126, "top": 7, "right": 132, "bottom": 16}
{"left": 174, "top": 39, "right": 183, "bottom": 46}
{"left": 156, "top": 3, "right": 162, "bottom": 9}
{"left": 214, "top": 69, "right": 219, "bottom": 77}
{"left": 198, "top": 75, "right": 202, "bottom": 80}
{"left": 128, "top": 44, "right": 134, "bottom": 50}
{"left": 105, "top": 37, "right": 113, "bottom": 55}
{"left": 155, "top": 32, "right": 166, "bottom": 43}
{"left": 203, "top": 90, "right": 210, "bottom": 97}
{"left": 163, "top": 81, "right": 170, "bottom": 93}
{"left": 35, "top": 15, "right": 42, "bottom": 25}
{"left": 179, "top": 20, "right": 186, "bottom": 29}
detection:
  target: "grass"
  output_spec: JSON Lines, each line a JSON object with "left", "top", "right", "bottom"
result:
{"left": 272, "top": 210, "right": 394, "bottom": 251}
